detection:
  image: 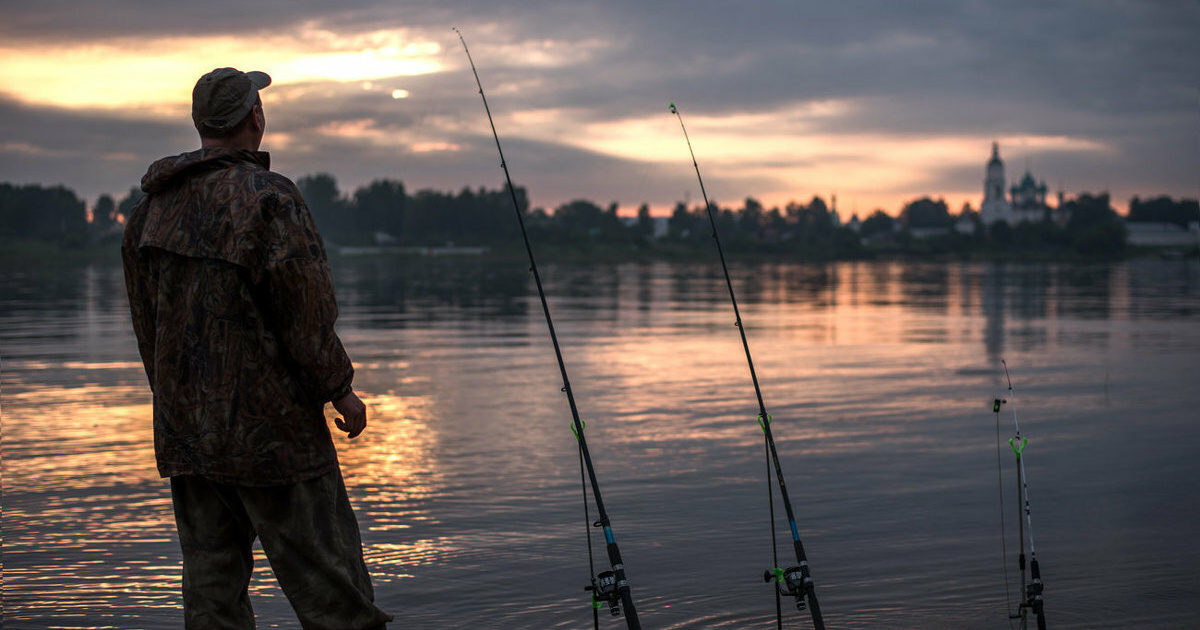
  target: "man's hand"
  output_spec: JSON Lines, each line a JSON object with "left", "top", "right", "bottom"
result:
{"left": 332, "top": 391, "right": 367, "bottom": 439}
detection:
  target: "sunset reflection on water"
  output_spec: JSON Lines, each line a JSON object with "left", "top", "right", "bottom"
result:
{"left": 3, "top": 359, "right": 181, "bottom": 623}
{"left": 333, "top": 392, "right": 451, "bottom": 579}
{"left": 4, "top": 258, "right": 1199, "bottom": 628}
{"left": 5, "top": 382, "right": 157, "bottom": 491}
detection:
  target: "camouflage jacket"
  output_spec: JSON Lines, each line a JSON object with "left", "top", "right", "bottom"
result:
{"left": 122, "top": 148, "right": 352, "bottom": 486}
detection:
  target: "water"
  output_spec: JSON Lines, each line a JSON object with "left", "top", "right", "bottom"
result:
{"left": 3, "top": 257, "right": 1199, "bottom": 629}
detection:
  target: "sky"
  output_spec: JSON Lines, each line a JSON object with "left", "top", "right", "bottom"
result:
{"left": 1, "top": 0, "right": 1197, "bottom": 217}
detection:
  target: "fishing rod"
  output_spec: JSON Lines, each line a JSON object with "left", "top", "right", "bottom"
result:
{"left": 668, "top": 102, "right": 825, "bottom": 630}
{"left": 454, "top": 28, "right": 641, "bottom": 630}
{"left": 993, "top": 360, "right": 1047, "bottom": 630}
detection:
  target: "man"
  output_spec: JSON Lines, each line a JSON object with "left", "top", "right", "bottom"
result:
{"left": 122, "top": 67, "right": 392, "bottom": 630}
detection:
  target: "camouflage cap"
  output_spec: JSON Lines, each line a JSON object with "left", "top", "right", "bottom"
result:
{"left": 191, "top": 67, "right": 272, "bottom": 133}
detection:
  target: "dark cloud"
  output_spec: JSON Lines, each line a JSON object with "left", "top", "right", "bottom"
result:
{"left": 0, "top": 95, "right": 191, "bottom": 201}
{"left": 1, "top": 0, "right": 1197, "bottom": 211}
{"left": 266, "top": 110, "right": 759, "bottom": 212}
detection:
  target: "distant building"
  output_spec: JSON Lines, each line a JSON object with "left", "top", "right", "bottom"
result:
{"left": 909, "top": 226, "right": 952, "bottom": 239}
{"left": 980, "top": 142, "right": 1010, "bottom": 225}
{"left": 1009, "top": 171, "right": 1049, "bottom": 223}
{"left": 954, "top": 213, "right": 977, "bottom": 235}
{"left": 980, "top": 142, "right": 1052, "bottom": 225}
{"left": 1125, "top": 221, "right": 1200, "bottom": 248}
{"left": 620, "top": 215, "right": 669, "bottom": 239}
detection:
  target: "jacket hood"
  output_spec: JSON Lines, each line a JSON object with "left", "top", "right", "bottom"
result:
{"left": 140, "top": 148, "right": 271, "bottom": 195}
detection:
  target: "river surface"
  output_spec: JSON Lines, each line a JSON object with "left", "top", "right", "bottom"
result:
{"left": 3, "top": 257, "right": 1199, "bottom": 629}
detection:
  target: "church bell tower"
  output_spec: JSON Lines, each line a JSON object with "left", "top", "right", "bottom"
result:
{"left": 980, "top": 141, "right": 1011, "bottom": 224}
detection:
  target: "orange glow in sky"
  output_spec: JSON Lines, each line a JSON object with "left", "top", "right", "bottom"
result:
{"left": 0, "top": 22, "right": 1146, "bottom": 216}
{"left": 0, "top": 26, "right": 443, "bottom": 112}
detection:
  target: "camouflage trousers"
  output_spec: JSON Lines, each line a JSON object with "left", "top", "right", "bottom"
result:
{"left": 170, "top": 470, "right": 393, "bottom": 630}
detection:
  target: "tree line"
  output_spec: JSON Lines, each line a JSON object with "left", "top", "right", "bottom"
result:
{"left": 3, "top": 176, "right": 1197, "bottom": 260}
{"left": 1, "top": 183, "right": 142, "bottom": 249}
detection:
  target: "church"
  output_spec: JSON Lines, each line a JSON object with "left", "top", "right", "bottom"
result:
{"left": 979, "top": 142, "right": 1054, "bottom": 225}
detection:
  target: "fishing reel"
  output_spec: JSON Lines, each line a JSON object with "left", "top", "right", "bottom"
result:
{"left": 764, "top": 566, "right": 808, "bottom": 611}
{"left": 1025, "top": 580, "right": 1044, "bottom": 605}
{"left": 1025, "top": 559, "right": 1046, "bottom": 616}
{"left": 586, "top": 570, "right": 621, "bottom": 617}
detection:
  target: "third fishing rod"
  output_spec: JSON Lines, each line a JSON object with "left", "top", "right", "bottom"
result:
{"left": 454, "top": 28, "right": 641, "bottom": 630}
{"left": 993, "top": 360, "right": 1047, "bottom": 630}
{"left": 669, "top": 102, "right": 825, "bottom": 630}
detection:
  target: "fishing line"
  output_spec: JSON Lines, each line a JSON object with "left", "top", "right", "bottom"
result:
{"left": 766, "top": 438, "right": 783, "bottom": 627}
{"left": 1000, "top": 359, "right": 1048, "bottom": 630}
{"left": 580, "top": 445, "right": 601, "bottom": 628}
{"left": 454, "top": 28, "right": 642, "bottom": 630}
{"left": 992, "top": 395, "right": 1017, "bottom": 629}
{"left": 668, "top": 101, "right": 825, "bottom": 630}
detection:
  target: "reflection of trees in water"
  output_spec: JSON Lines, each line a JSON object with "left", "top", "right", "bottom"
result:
{"left": 10, "top": 258, "right": 1198, "bottom": 364}
{"left": 974, "top": 261, "right": 1181, "bottom": 360}
{"left": 1126, "top": 258, "right": 1200, "bottom": 318}
{"left": 668, "top": 261, "right": 723, "bottom": 306}
{"left": 634, "top": 262, "right": 655, "bottom": 314}
{"left": 776, "top": 263, "right": 836, "bottom": 307}
{"left": 983, "top": 263, "right": 1064, "bottom": 360}
{"left": 1011, "top": 265, "right": 1052, "bottom": 321}
{"left": 331, "top": 256, "right": 530, "bottom": 327}
{"left": 982, "top": 262, "right": 1007, "bottom": 361}
{"left": 0, "top": 263, "right": 134, "bottom": 364}
{"left": 899, "top": 263, "right": 951, "bottom": 311}
{"left": 539, "top": 263, "right": 622, "bottom": 324}
{"left": 1054, "top": 264, "right": 1112, "bottom": 319}
{"left": 659, "top": 261, "right": 838, "bottom": 308}
{"left": 296, "top": 258, "right": 1200, "bottom": 358}
{"left": 865, "top": 262, "right": 897, "bottom": 306}
{"left": 1, "top": 263, "right": 128, "bottom": 314}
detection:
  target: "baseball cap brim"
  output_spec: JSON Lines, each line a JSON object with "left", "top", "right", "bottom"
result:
{"left": 246, "top": 70, "right": 272, "bottom": 91}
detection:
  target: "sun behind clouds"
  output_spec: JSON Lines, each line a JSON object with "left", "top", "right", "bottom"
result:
{"left": 0, "top": 25, "right": 443, "bottom": 113}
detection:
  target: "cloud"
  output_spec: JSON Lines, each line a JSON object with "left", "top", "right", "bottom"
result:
{"left": 0, "top": 26, "right": 446, "bottom": 111}
{"left": 0, "top": 95, "right": 189, "bottom": 199}
{"left": 0, "top": 0, "right": 1196, "bottom": 214}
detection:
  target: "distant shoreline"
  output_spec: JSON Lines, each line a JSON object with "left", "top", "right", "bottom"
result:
{"left": 3, "top": 236, "right": 1194, "bottom": 272}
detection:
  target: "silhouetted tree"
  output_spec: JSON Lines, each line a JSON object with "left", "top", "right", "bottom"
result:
{"left": 859, "top": 209, "right": 896, "bottom": 239}
{"left": 1062, "top": 192, "right": 1125, "bottom": 256}
{"left": 296, "top": 173, "right": 346, "bottom": 240}
{"left": 0, "top": 183, "right": 87, "bottom": 244}
{"left": 92, "top": 194, "right": 118, "bottom": 233}
{"left": 832, "top": 226, "right": 865, "bottom": 258}
{"left": 988, "top": 220, "right": 1013, "bottom": 246}
{"left": 738, "top": 197, "right": 765, "bottom": 242}
{"left": 1128, "top": 196, "right": 1200, "bottom": 228}
{"left": 635, "top": 203, "right": 654, "bottom": 240}
{"left": 353, "top": 179, "right": 407, "bottom": 241}
{"left": 553, "top": 199, "right": 626, "bottom": 242}
{"left": 787, "top": 196, "right": 835, "bottom": 254}
{"left": 117, "top": 187, "right": 144, "bottom": 222}
{"left": 900, "top": 197, "right": 953, "bottom": 229}
{"left": 667, "top": 202, "right": 700, "bottom": 241}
